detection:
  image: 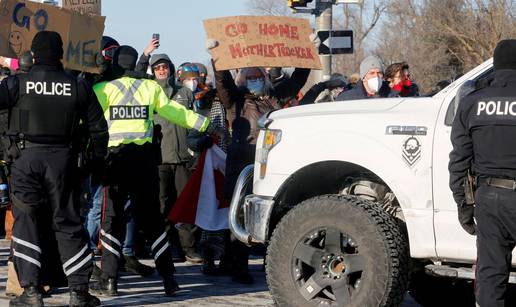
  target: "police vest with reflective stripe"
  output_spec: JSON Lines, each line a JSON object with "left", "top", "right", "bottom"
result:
{"left": 95, "top": 77, "right": 157, "bottom": 148}
{"left": 9, "top": 71, "right": 79, "bottom": 144}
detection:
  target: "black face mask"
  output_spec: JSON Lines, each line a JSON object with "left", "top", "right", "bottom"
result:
{"left": 95, "top": 53, "right": 110, "bottom": 75}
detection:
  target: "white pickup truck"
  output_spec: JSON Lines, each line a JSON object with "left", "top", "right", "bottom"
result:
{"left": 228, "top": 59, "right": 515, "bottom": 307}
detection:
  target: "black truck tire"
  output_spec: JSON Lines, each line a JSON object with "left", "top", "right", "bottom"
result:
{"left": 266, "top": 194, "right": 409, "bottom": 307}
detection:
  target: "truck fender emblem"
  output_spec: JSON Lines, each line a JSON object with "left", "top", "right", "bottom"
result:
{"left": 402, "top": 136, "right": 421, "bottom": 167}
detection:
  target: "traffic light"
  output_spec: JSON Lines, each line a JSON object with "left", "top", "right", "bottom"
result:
{"left": 287, "top": 0, "right": 313, "bottom": 8}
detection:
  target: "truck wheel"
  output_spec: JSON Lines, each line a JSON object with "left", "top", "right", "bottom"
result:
{"left": 266, "top": 195, "right": 409, "bottom": 307}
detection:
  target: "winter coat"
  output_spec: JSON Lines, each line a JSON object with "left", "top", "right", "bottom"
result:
{"left": 135, "top": 54, "right": 195, "bottom": 164}
{"left": 215, "top": 65, "right": 310, "bottom": 197}
{"left": 335, "top": 80, "right": 398, "bottom": 101}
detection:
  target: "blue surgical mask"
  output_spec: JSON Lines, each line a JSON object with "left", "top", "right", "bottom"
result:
{"left": 247, "top": 79, "right": 265, "bottom": 96}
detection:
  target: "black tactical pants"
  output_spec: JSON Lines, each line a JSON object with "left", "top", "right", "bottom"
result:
{"left": 100, "top": 143, "right": 174, "bottom": 279}
{"left": 158, "top": 163, "right": 197, "bottom": 255}
{"left": 475, "top": 185, "right": 516, "bottom": 307}
{"left": 10, "top": 146, "right": 91, "bottom": 291}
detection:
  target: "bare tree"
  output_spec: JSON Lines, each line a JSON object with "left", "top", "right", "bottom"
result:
{"left": 376, "top": 0, "right": 516, "bottom": 93}
{"left": 246, "top": 0, "right": 293, "bottom": 16}
{"left": 332, "top": 0, "right": 388, "bottom": 77}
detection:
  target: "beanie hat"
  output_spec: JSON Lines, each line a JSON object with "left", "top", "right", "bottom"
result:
{"left": 112, "top": 45, "right": 138, "bottom": 71}
{"left": 101, "top": 36, "right": 119, "bottom": 51}
{"left": 493, "top": 39, "right": 516, "bottom": 71}
{"left": 360, "top": 55, "right": 383, "bottom": 79}
{"left": 31, "top": 31, "right": 63, "bottom": 61}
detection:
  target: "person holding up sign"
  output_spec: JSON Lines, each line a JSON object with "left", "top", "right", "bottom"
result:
{"left": 206, "top": 37, "right": 311, "bottom": 284}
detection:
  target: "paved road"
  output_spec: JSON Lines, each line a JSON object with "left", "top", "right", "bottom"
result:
{"left": 0, "top": 239, "right": 423, "bottom": 306}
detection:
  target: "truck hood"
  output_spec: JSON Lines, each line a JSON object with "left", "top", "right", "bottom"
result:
{"left": 270, "top": 98, "right": 406, "bottom": 120}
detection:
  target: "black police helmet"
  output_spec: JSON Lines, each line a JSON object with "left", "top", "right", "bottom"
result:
{"left": 494, "top": 39, "right": 516, "bottom": 71}
{"left": 31, "top": 31, "right": 63, "bottom": 61}
{"left": 112, "top": 45, "right": 138, "bottom": 71}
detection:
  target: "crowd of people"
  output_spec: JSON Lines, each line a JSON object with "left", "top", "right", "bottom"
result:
{"left": 0, "top": 28, "right": 429, "bottom": 307}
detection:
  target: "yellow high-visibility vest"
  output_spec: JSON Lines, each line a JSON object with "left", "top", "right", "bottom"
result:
{"left": 94, "top": 77, "right": 209, "bottom": 148}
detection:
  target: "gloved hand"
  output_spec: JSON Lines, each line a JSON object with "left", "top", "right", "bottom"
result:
{"left": 309, "top": 33, "right": 321, "bottom": 49}
{"left": 458, "top": 204, "right": 476, "bottom": 235}
{"left": 321, "top": 78, "right": 347, "bottom": 90}
{"left": 206, "top": 122, "right": 230, "bottom": 145}
{"left": 206, "top": 39, "right": 219, "bottom": 51}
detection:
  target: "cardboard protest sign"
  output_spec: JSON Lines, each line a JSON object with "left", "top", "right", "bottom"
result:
{"left": 62, "top": 0, "right": 101, "bottom": 16}
{"left": 0, "top": 0, "right": 105, "bottom": 73}
{"left": 204, "top": 16, "right": 321, "bottom": 70}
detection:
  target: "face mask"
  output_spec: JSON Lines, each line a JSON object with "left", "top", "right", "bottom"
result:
{"left": 366, "top": 76, "right": 382, "bottom": 93}
{"left": 184, "top": 79, "right": 198, "bottom": 92}
{"left": 247, "top": 79, "right": 265, "bottom": 96}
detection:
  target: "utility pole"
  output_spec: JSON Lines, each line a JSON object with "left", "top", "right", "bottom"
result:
{"left": 315, "top": 1, "right": 333, "bottom": 81}
{"left": 289, "top": 0, "right": 362, "bottom": 82}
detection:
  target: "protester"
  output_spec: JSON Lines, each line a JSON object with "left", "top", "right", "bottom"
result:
{"left": 385, "top": 62, "right": 419, "bottom": 97}
{"left": 184, "top": 62, "right": 230, "bottom": 276}
{"left": 206, "top": 36, "right": 310, "bottom": 283}
{"left": 336, "top": 56, "right": 397, "bottom": 101}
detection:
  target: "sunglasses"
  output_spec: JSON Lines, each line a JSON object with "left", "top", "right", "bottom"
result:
{"left": 154, "top": 63, "right": 169, "bottom": 71}
{"left": 101, "top": 45, "right": 118, "bottom": 61}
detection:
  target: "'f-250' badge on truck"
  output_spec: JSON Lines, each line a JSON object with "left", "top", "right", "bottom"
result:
{"left": 402, "top": 137, "right": 421, "bottom": 167}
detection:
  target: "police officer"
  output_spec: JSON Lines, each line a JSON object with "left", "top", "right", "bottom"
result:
{"left": 0, "top": 31, "right": 108, "bottom": 307}
{"left": 91, "top": 45, "right": 221, "bottom": 297}
{"left": 449, "top": 39, "right": 516, "bottom": 307}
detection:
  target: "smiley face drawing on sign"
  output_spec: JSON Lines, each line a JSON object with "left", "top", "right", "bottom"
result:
{"left": 9, "top": 31, "right": 24, "bottom": 56}
{"left": 402, "top": 136, "right": 422, "bottom": 167}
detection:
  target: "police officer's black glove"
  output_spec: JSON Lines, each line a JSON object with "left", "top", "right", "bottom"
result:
{"left": 458, "top": 204, "right": 476, "bottom": 235}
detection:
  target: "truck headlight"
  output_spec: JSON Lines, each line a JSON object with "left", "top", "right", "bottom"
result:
{"left": 257, "top": 129, "right": 282, "bottom": 179}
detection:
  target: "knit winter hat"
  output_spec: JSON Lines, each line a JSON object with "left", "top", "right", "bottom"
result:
{"left": 493, "top": 40, "right": 516, "bottom": 71}
{"left": 360, "top": 55, "right": 383, "bottom": 79}
{"left": 31, "top": 31, "right": 63, "bottom": 61}
{"left": 112, "top": 45, "right": 138, "bottom": 71}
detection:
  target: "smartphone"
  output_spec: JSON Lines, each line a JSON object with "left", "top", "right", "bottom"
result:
{"left": 153, "top": 33, "right": 160, "bottom": 49}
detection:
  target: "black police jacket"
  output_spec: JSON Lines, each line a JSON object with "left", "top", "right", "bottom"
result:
{"left": 449, "top": 70, "right": 516, "bottom": 206}
{"left": 0, "top": 64, "right": 108, "bottom": 159}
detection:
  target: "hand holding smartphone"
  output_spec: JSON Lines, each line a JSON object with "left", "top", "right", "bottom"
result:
{"left": 153, "top": 33, "right": 160, "bottom": 49}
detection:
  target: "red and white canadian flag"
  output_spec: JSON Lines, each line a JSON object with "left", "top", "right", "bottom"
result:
{"left": 169, "top": 145, "right": 230, "bottom": 231}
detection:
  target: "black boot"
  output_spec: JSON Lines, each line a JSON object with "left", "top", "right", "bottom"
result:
{"left": 69, "top": 290, "right": 101, "bottom": 307}
{"left": 90, "top": 276, "right": 118, "bottom": 297}
{"left": 9, "top": 286, "right": 43, "bottom": 307}
{"left": 163, "top": 276, "right": 180, "bottom": 297}
{"left": 90, "top": 263, "right": 102, "bottom": 281}
{"left": 123, "top": 255, "right": 155, "bottom": 277}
